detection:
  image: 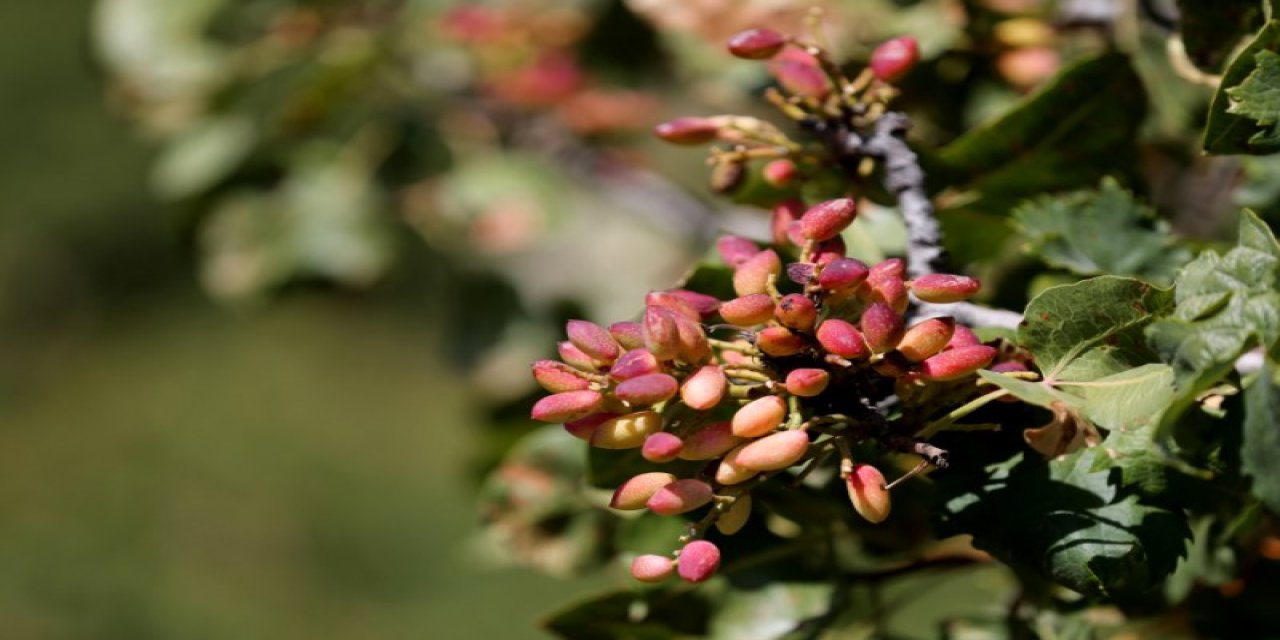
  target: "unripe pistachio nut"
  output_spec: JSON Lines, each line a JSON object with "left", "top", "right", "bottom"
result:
{"left": 532, "top": 359, "right": 593, "bottom": 393}
{"left": 910, "top": 273, "right": 981, "bottom": 303}
{"left": 677, "top": 540, "right": 721, "bottom": 583}
{"left": 860, "top": 303, "right": 905, "bottom": 353}
{"left": 631, "top": 554, "right": 676, "bottom": 582}
{"left": 681, "top": 365, "right": 727, "bottom": 410}
{"left": 654, "top": 117, "right": 719, "bottom": 144}
{"left": 566, "top": 319, "right": 620, "bottom": 363}
{"left": 531, "top": 390, "right": 604, "bottom": 422}
{"left": 610, "top": 472, "right": 677, "bottom": 510}
{"left": 775, "top": 293, "right": 818, "bottom": 331}
{"left": 816, "top": 319, "right": 870, "bottom": 359}
{"left": 845, "top": 462, "right": 891, "bottom": 523}
{"left": 756, "top": 325, "right": 807, "bottom": 356}
{"left": 647, "top": 478, "right": 714, "bottom": 515}
{"left": 615, "top": 373, "right": 679, "bottom": 405}
{"left": 785, "top": 368, "right": 830, "bottom": 397}
{"left": 720, "top": 293, "right": 775, "bottom": 326}
{"left": 590, "top": 410, "right": 663, "bottom": 449}
{"left": 920, "top": 345, "right": 997, "bottom": 381}
{"left": 678, "top": 421, "right": 740, "bottom": 460}
{"left": 733, "top": 249, "right": 782, "bottom": 297}
{"left": 642, "top": 432, "right": 684, "bottom": 463}
{"left": 715, "top": 494, "right": 753, "bottom": 535}
{"left": 799, "top": 198, "right": 857, "bottom": 241}
{"left": 727, "top": 28, "right": 787, "bottom": 59}
{"left": 736, "top": 429, "right": 810, "bottom": 471}
{"left": 731, "top": 395, "right": 787, "bottom": 437}
{"left": 897, "top": 317, "right": 956, "bottom": 362}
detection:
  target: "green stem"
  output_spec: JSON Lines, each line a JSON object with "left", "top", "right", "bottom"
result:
{"left": 917, "top": 389, "right": 1010, "bottom": 439}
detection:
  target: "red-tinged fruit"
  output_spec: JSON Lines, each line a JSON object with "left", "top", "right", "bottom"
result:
{"left": 846, "top": 462, "right": 891, "bottom": 523}
{"left": 946, "top": 324, "right": 980, "bottom": 350}
{"left": 731, "top": 395, "right": 787, "bottom": 437}
{"left": 666, "top": 289, "right": 721, "bottom": 319}
{"left": 672, "top": 314, "right": 712, "bottom": 364}
{"left": 756, "top": 325, "right": 807, "bottom": 356}
{"left": 558, "top": 341, "right": 598, "bottom": 371}
{"left": 921, "top": 345, "right": 997, "bottom": 381}
{"left": 911, "top": 273, "right": 981, "bottom": 303}
{"left": 610, "top": 472, "right": 677, "bottom": 510}
{"left": 864, "top": 275, "right": 909, "bottom": 313}
{"left": 799, "top": 198, "right": 857, "bottom": 241}
{"left": 642, "top": 432, "right": 684, "bottom": 463}
{"left": 763, "top": 159, "right": 798, "bottom": 187}
{"left": 720, "top": 293, "right": 776, "bottom": 326}
{"left": 564, "top": 412, "right": 618, "bottom": 441}
{"left": 775, "top": 293, "right": 818, "bottom": 331}
{"left": 609, "top": 321, "right": 645, "bottom": 350}
{"left": 681, "top": 365, "right": 727, "bottom": 410}
{"left": 631, "top": 554, "right": 676, "bottom": 583}
{"left": 816, "top": 319, "right": 870, "bottom": 359}
{"left": 727, "top": 28, "right": 787, "bottom": 59}
{"left": 715, "top": 444, "right": 757, "bottom": 485}
{"left": 897, "top": 317, "right": 956, "bottom": 362}
{"left": 785, "top": 368, "right": 830, "bottom": 397}
{"left": 811, "top": 236, "right": 847, "bottom": 264}
{"left": 654, "top": 117, "right": 719, "bottom": 144}
{"left": 818, "top": 258, "right": 869, "bottom": 291}
{"left": 531, "top": 390, "right": 604, "bottom": 422}
{"left": 715, "top": 494, "right": 752, "bottom": 535}
{"left": 733, "top": 249, "right": 782, "bottom": 296}
{"left": 861, "top": 303, "right": 905, "bottom": 353}
{"left": 773, "top": 58, "right": 829, "bottom": 98}
{"left": 870, "top": 36, "right": 919, "bottom": 82}
{"left": 590, "top": 411, "right": 662, "bottom": 449}
{"left": 736, "top": 430, "right": 810, "bottom": 471}
{"left": 677, "top": 540, "right": 721, "bottom": 583}
{"left": 717, "top": 235, "right": 760, "bottom": 267}
{"left": 644, "top": 290, "right": 701, "bottom": 321}
{"left": 532, "top": 359, "right": 592, "bottom": 393}
{"left": 642, "top": 306, "right": 681, "bottom": 360}
{"left": 678, "top": 421, "right": 740, "bottom": 460}
{"left": 615, "top": 373, "right": 679, "bottom": 405}
{"left": 609, "top": 348, "right": 661, "bottom": 381}
{"left": 869, "top": 258, "right": 906, "bottom": 282}
{"left": 647, "top": 479, "right": 714, "bottom": 515}
{"left": 566, "top": 319, "right": 620, "bottom": 363}
{"left": 771, "top": 199, "right": 805, "bottom": 246}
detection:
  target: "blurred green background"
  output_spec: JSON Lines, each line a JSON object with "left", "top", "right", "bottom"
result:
{"left": 0, "top": 1, "right": 612, "bottom": 637}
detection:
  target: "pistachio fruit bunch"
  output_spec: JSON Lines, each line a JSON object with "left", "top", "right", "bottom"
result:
{"left": 529, "top": 195, "right": 998, "bottom": 584}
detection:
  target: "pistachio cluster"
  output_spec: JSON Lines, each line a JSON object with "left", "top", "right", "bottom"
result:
{"left": 529, "top": 194, "right": 997, "bottom": 584}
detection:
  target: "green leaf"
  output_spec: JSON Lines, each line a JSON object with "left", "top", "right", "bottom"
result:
{"left": 980, "top": 278, "right": 1178, "bottom": 496}
{"left": 936, "top": 444, "right": 1191, "bottom": 599}
{"left": 1012, "top": 178, "right": 1192, "bottom": 284}
{"left": 708, "top": 582, "right": 835, "bottom": 640}
{"left": 1242, "top": 361, "right": 1280, "bottom": 513}
{"left": 542, "top": 588, "right": 711, "bottom": 640}
{"left": 1205, "top": 21, "right": 1280, "bottom": 154}
{"left": 935, "top": 52, "right": 1145, "bottom": 215}
{"left": 1147, "top": 210, "right": 1280, "bottom": 438}
{"left": 1226, "top": 49, "right": 1280, "bottom": 149}
{"left": 1019, "top": 277, "right": 1174, "bottom": 382}
{"left": 1176, "top": 0, "right": 1266, "bottom": 73}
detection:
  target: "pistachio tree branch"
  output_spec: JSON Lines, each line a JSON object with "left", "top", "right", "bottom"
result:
{"left": 834, "top": 112, "right": 1022, "bottom": 329}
